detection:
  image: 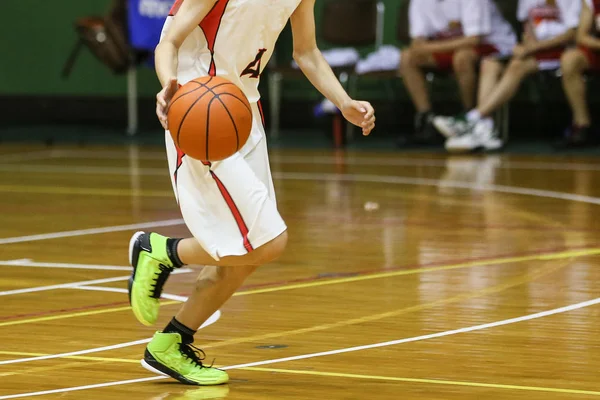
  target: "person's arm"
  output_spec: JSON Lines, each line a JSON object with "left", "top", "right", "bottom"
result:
{"left": 522, "top": 28, "right": 576, "bottom": 55}
{"left": 415, "top": 35, "right": 482, "bottom": 53}
{"left": 290, "top": 0, "right": 375, "bottom": 135}
{"left": 577, "top": 0, "right": 600, "bottom": 50}
{"left": 154, "top": 0, "right": 218, "bottom": 128}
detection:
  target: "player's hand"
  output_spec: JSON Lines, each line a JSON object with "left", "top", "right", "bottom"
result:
{"left": 341, "top": 100, "right": 376, "bottom": 136}
{"left": 156, "top": 78, "right": 179, "bottom": 130}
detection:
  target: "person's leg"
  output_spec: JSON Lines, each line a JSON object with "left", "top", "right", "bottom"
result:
{"left": 476, "top": 57, "right": 538, "bottom": 117}
{"left": 561, "top": 48, "right": 592, "bottom": 127}
{"left": 399, "top": 47, "right": 438, "bottom": 113}
{"left": 131, "top": 133, "right": 287, "bottom": 386}
{"left": 477, "top": 57, "right": 506, "bottom": 107}
{"left": 451, "top": 47, "right": 479, "bottom": 110}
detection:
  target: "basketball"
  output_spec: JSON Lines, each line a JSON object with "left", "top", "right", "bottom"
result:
{"left": 167, "top": 76, "right": 253, "bottom": 161}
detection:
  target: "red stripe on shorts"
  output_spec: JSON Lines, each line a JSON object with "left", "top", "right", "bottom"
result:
{"left": 209, "top": 170, "right": 254, "bottom": 253}
{"left": 199, "top": 0, "right": 230, "bottom": 76}
{"left": 174, "top": 146, "right": 186, "bottom": 186}
{"left": 257, "top": 100, "right": 266, "bottom": 130}
{"left": 169, "top": 0, "right": 184, "bottom": 16}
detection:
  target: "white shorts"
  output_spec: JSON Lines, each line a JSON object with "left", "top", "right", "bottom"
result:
{"left": 165, "top": 103, "right": 287, "bottom": 261}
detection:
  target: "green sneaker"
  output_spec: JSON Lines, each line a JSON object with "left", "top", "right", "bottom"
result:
{"left": 128, "top": 231, "right": 175, "bottom": 326}
{"left": 142, "top": 332, "right": 229, "bottom": 386}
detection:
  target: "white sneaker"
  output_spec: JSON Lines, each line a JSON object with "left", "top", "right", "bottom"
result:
{"left": 445, "top": 120, "right": 503, "bottom": 153}
{"left": 432, "top": 115, "right": 473, "bottom": 138}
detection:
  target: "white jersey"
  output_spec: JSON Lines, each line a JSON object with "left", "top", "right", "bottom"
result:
{"left": 164, "top": 0, "right": 301, "bottom": 104}
{"left": 409, "top": 0, "right": 517, "bottom": 54}
{"left": 518, "top": 0, "right": 581, "bottom": 40}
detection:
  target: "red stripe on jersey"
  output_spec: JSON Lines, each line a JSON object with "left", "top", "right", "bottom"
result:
{"left": 169, "top": 0, "right": 184, "bottom": 16}
{"left": 174, "top": 146, "right": 186, "bottom": 185}
{"left": 257, "top": 100, "right": 266, "bottom": 130}
{"left": 209, "top": 170, "right": 254, "bottom": 253}
{"left": 199, "top": 0, "right": 230, "bottom": 76}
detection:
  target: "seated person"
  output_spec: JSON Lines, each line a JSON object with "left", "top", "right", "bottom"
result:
{"left": 559, "top": 0, "right": 600, "bottom": 147}
{"left": 400, "top": 0, "right": 516, "bottom": 140}
{"left": 434, "top": 0, "right": 581, "bottom": 152}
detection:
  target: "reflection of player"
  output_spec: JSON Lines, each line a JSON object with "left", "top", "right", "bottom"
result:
{"left": 127, "top": 0, "right": 376, "bottom": 386}
{"left": 400, "top": 0, "right": 516, "bottom": 139}
{"left": 435, "top": 0, "right": 581, "bottom": 152}
{"left": 560, "top": 0, "right": 600, "bottom": 147}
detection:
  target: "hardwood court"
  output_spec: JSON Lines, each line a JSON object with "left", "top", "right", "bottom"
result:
{"left": 1, "top": 143, "right": 599, "bottom": 399}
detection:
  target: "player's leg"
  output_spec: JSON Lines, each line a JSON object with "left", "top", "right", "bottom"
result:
{"left": 477, "top": 57, "right": 538, "bottom": 117}
{"left": 172, "top": 135, "right": 280, "bottom": 333}
{"left": 477, "top": 57, "right": 506, "bottom": 106}
{"left": 399, "top": 47, "right": 443, "bottom": 138}
{"left": 451, "top": 47, "right": 479, "bottom": 110}
{"left": 399, "top": 47, "right": 438, "bottom": 113}
{"left": 561, "top": 48, "right": 592, "bottom": 128}
{"left": 445, "top": 57, "right": 537, "bottom": 153}
{"left": 433, "top": 56, "right": 505, "bottom": 139}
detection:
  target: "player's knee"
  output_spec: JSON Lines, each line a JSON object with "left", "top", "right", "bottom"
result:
{"left": 251, "top": 230, "right": 288, "bottom": 265}
{"left": 480, "top": 57, "right": 502, "bottom": 76}
{"left": 452, "top": 49, "right": 476, "bottom": 74}
{"left": 400, "top": 48, "right": 417, "bottom": 72}
{"left": 561, "top": 49, "right": 585, "bottom": 76}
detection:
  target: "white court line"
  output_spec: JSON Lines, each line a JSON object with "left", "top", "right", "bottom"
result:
{"left": 0, "top": 268, "right": 191, "bottom": 297}
{"left": 14, "top": 150, "right": 600, "bottom": 171}
{"left": 0, "top": 297, "right": 598, "bottom": 399}
{"left": 2, "top": 171, "right": 600, "bottom": 246}
{"left": 0, "top": 218, "right": 184, "bottom": 245}
{"left": 73, "top": 285, "right": 188, "bottom": 303}
{"left": 275, "top": 172, "right": 600, "bottom": 206}
{"left": 0, "top": 259, "right": 131, "bottom": 271}
{"left": 0, "top": 310, "right": 220, "bottom": 366}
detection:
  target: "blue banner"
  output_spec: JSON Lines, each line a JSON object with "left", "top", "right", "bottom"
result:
{"left": 127, "top": 0, "right": 172, "bottom": 51}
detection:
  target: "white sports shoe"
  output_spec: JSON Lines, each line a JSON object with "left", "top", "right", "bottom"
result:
{"left": 445, "top": 120, "right": 503, "bottom": 153}
{"left": 432, "top": 115, "right": 473, "bottom": 138}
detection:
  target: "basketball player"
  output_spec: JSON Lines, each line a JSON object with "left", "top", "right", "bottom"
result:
{"left": 559, "top": 0, "right": 600, "bottom": 147}
{"left": 127, "top": 0, "right": 376, "bottom": 386}
{"left": 400, "top": 0, "right": 516, "bottom": 140}
{"left": 434, "top": 0, "right": 581, "bottom": 152}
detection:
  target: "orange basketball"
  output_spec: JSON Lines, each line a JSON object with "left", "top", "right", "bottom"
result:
{"left": 167, "top": 76, "right": 253, "bottom": 161}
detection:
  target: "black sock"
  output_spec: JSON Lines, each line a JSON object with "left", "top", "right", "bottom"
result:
{"left": 163, "top": 317, "right": 196, "bottom": 344}
{"left": 166, "top": 238, "right": 185, "bottom": 268}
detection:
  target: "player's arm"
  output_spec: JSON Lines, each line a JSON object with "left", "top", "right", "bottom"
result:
{"left": 415, "top": 35, "right": 482, "bottom": 53}
{"left": 154, "top": 0, "right": 218, "bottom": 128}
{"left": 577, "top": 1, "right": 600, "bottom": 50}
{"left": 522, "top": 28, "right": 576, "bottom": 56}
{"left": 290, "top": 0, "right": 375, "bottom": 135}
{"left": 420, "top": 0, "right": 484, "bottom": 54}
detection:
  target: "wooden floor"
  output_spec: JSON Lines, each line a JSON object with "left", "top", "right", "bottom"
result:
{"left": 1, "top": 143, "right": 600, "bottom": 399}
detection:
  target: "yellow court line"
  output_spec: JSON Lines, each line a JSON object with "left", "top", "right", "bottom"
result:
{"left": 2, "top": 247, "right": 599, "bottom": 328}
{"left": 233, "top": 247, "right": 600, "bottom": 296}
{"left": 202, "top": 259, "right": 569, "bottom": 349}
{"left": 0, "top": 185, "right": 172, "bottom": 198}
{"left": 3, "top": 352, "right": 600, "bottom": 396}
{"left": 0, "top": 351, "right": 139, "bottom": 364}
{"left": 0, "top": 300, "right": 179, "bottom": 328}
{"left": 0, "top": 260, "right": 573, "bottom": 381}
{"left": 243, "top": 367, "right": 600, "bottom": 396}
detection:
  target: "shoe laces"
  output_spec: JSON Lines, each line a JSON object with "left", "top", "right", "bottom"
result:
{"left": 150, "top": 264, "right": 173, "bottom": 299}
{"left": 179, "top": 343, "right": 214, "bottom": 369}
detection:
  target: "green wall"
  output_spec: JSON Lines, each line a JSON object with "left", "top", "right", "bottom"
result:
{"left": 0, "top": 0, "right": 406, "bottom": 97}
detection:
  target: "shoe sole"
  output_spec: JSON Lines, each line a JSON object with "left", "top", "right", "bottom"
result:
{"left": 128, "top": 231, "right": 155, "bottom": 326}
{"left": 142, "top": 351, "right": 228, "bottom": 386}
